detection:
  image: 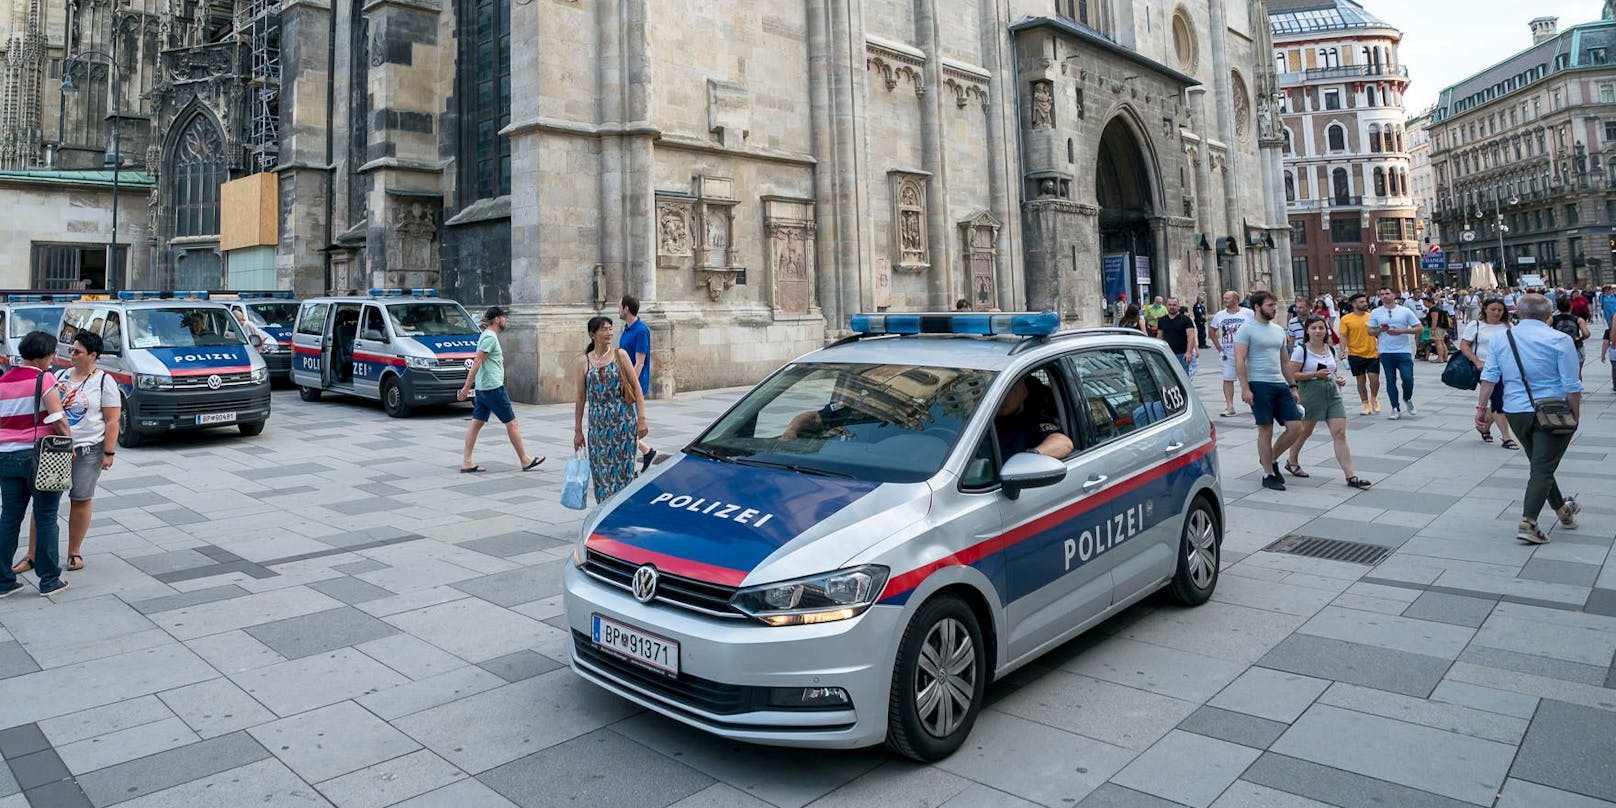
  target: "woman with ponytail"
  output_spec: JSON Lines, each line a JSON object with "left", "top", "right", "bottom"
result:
{"left": 572, "top": 316, "right": 647, "bottom": 502}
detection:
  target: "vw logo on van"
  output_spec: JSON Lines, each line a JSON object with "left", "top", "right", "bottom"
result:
{"left": 206, "top": 374, "right": 222, "bottom": 390}
{"left": 463, "top": 358, "right": 475, "bottom": 369}
{"left": 631, "top": 565, "right": 659, "bottom": 603}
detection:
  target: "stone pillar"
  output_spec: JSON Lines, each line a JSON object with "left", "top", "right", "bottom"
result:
{"left": 977, "top": 0, "right": 1017, "bottom": 311}
{"left": 276, "top": 0, "right": 334, "bottom": 296}
{"left": 1187, "top": 87, "right": 1220, "bottom": 300}
{"left": 1206, "top": 0, "right": 1243, "bottom": 286}
{"left": 806, "top": 0, "right": 843, "bottom": 326}
{"left": 916, "top": 0, "right": 950, "bottom": 309}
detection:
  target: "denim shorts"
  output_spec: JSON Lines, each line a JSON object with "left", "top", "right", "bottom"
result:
{"left": 1249, "top": 381, "right": 1301, "bottom": 427}
{"left": 70, "top": 445, "right": 104, "bottom": 502}
{"left": 471, "top": 386, "right": 517, "bottom": 423}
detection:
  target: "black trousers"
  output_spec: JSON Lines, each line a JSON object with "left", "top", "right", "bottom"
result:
{"left": 1505, "top": 412, "right": 1573, "bottom": 524}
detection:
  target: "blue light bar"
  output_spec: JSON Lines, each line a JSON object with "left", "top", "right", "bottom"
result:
{"left": 849, "top": 311, "right": 1061, "bottom": 338}
{"left": 172, "top": 290, "right": 211, "bottom": 299}
{"left": 117, "top": 290, "right": 159, "bottom": 300}
{"left": 409, "top": 288, "right": 438, "bottom": 297}
{"left": 6, "top": 293, "right": 83, "bottom": 303}
{"left": 368, "top": 288, "right": 405, "bottom": 297}
{"left": 239, "top": 291, "right": 295, "bottom": 299}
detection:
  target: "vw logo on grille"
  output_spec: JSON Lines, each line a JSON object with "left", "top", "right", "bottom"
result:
{"left": 463, "top": 358, "right": 475, "bottom": 369}
{"left": 206, "top": 374, "right": 222, "bottom": 390}
{"left": 631, "top": 565, "right": 659, "bottom": 603}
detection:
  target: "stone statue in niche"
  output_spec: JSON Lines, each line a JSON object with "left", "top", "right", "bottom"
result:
{"left": 900, "top": 211, "right": 922, "bottom": 253}
{"left": 396, "top": 202, "right": 436, "bottom": 271}
{"left": 1031, "top": 81, "right": 1054, "bottom": 128}
{"left": 659, "top": 205, "right": 691, "bottom": 255}
{"left": 706, "top": 213, "right": 729, "bottom": 250}
{"left": 1257, "top": 94, "right": 1281, "bottom": 141}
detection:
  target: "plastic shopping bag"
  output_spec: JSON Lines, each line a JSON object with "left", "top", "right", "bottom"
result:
{"left": 561, "top": 451, "right": 590, "bottom": 510}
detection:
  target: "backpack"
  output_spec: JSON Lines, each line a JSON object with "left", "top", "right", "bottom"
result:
{"left": 1551, "top": 313, "right": 1583, "bottom": 346}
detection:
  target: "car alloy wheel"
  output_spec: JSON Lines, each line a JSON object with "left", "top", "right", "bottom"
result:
{"left": 915, "top": 617, "right": 977, "bottom": 738}
{"left": 887, "top": 594, "right": 986, "bottom": 761}
{"left": 1185, "top": 508, "right": 1217, "bottom": 590}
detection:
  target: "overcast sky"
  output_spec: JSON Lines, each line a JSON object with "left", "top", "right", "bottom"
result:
{"left": 1369, "top": 0, "right": 1607, "bottom": 113}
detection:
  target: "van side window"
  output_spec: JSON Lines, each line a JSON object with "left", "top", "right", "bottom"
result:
{"left": 296, "top": 302, "right": 329, "bottom": 337}
{"left": 362, "top": 307, "right": 389, "bottom": 341}
{"left": 58, "top": 306, "right": 95, "bottom": 344}
{"left": 100, "top": 311, "right": 122, "bottom": 353}
{"left": 1142, "top": 351, "right": 1189, "bottom": 416}
{"left": 1064, "top": 350, "right": 1148, "bottom": 444}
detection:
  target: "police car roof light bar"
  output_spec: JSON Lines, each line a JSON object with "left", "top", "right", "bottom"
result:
{"left": 172, "top": 290, "right": 211, "bottom": 300}
{"left": 409, "top": 288, "right": 439, "bottom": 297}
{"left": 5, "top": 294, "right": 81, "bottom": 303}
{"left": 849, "top": 311, "right": 1060, "bottom": 338}
{"left": 116, "top": 290, "right": 160, "bottom": 300}
{"left": 238, "top": 291, "right": 296, "bottom": 299}
{"left": 367, "top": 288, "right": 406, "bottom": 297}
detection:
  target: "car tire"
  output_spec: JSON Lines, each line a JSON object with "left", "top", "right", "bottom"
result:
{"left": 885, "top": 594, "right": 986, "bottom": 762}
{"left": 238, "top": 421, "right": 266, "bottom": 437}
{"left": 1167, "top": 497, "right": 1220, "bottom": 606}
{"left": 381, "top": 377, "right": 410, "bottom": 418}
{"left": 117, "top": 399, "right": 144, "bottom": 448}
{"left": 298, "top": 386, "right": 322, "bottom": 402}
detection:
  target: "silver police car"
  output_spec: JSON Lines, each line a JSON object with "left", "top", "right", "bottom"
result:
{"left": 563, "top": 312, "right": 1223, "bottom": 761}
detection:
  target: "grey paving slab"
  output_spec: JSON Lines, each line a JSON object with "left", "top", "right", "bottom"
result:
{"left": 446, "top": 560, "right": 566, "bottom": 608}
{"left": 1496, "top": 778, "right": 1616, "bottom": 808}
{"left": 1401, "top": 591, "right": 1497, "bottom": 628}
{"left": 306, "top": 577, "right": 395, "bottom": 605}
{"left": 243, "top": 606, "right": 399, "bottom": 660}
{"left": 1257, "top": 634, "right": 1452, "bottom": 698}
{"left": 1207, "top": 667, "right": 1330, "bottom": 724}
{"left": 248, "top": 700, "right": 420, "bottom": 784}
{"left": 1521, "top": 558, "right": 1603, "bottom": 587}
{"left": 1457, "top": 646, "right": 1611, "bottom": 686}
{"left": 73, "top": 731, "right": 272, "bottom": 807}
{"left": 382, "top": 597, "right": 556, "bottom": 663}
{"left": 1316, "top": 682, "right": 1529, "bottom": 744}
{"left": 927, "top": 710, "right": 1134, "bottom": 807}
{"left": 124, "top": 585, "right": 251, "bottom": 616}
{"left": 330, "top": 559, "right": 388, "bottom": 576}
{"left": 15, "top": 780, "right": 93, "bottom": 808}
{"left": 476, "top": 650, "right": 562, "bottom": 683}
{"left": 1293, "top": 516, "right": 1419, "bottom": 546}
{"left": 1272, "top": 704, "right": 1516, "bottom": 805}
{"left": 480, "top": 729, "right": 714, "bottom": 808}
{"left": 355, "top": 667, "right": 506, "bottom": 722}
{"left": 354, "top": 634, "right": 466, "bottom": 681}
{"left": 1243, "top": 752, "right": 1477, "bottom": 808}
{"left": 111, "top": 758, "right": 329, "bottom": 808}
{"left": 454, "top": 532, "right": 567, "bottom": 559}
{"left": 1055, "top": 636, "right": 1248, "bottom": 703}
{"left": 1210, "top": 572, "right": 1339, "bottom": 617}
{"left": 0, "top": 762, "right": 15, "bottom": 799}
{"left": 156, "top": 678, "right": 276, "bottom": 739}
{"left": 1510, "top": 700, "right": 1616, "bottom": 802}
{"left": 1208, "top": 781, "right": 1337, "bottom": 808}
{"left": 1176, "top": 706, "right": 1288, "bottom": 750}
{"left": 1110, "top": 601, "right": 1307, "bottom": 666}
{"left": 315, "top": 749, "right": 466, "bottom": 808}
{"left": 184, "top": 631, "right": 286, "bottom": 675}
{"left": 994, "top": 670, "right": 1199, "bottom": 751}
{"left": 146, "top": 587, "right": 344, "bottom": 641}
{"left": 391, "top": 779, "right": 519, "bottom": 808}
{"left": 1472, "top": 613, "right": 1616, "bottom": 667}
{"left": 35, "top": 698, "right": 173, "bottom": 748}
{"left": 122, "top": 549, "right": 215, "bottom": 576}
{"left": 1295, "top": 605, "right": 1475, "bottom": 659}
{"left": 230, "top": 648, "right": 409, "bottom": 717}
{"left": 1429, "top": 680, "right": 1542, "bottom": 720}
{"left": 0, "top": 645, "right": 216, "bottom": 729}
{"left": 1111, "top": 729, "right": 1262, "bottom": 807}
{"left": 54, "top": 716, "right": 199, "bottom": 775}
{"left": 0, "top": 724, "right": 49, "bottom": 759}
{"left": 10, "top": 748, "right": 70, "bottom": 791}
{"left": 1073, "top": 784, "right": 1184, "bottom": 808}
{"left": 805, "top": 762, "right": 972, "bottom": 808}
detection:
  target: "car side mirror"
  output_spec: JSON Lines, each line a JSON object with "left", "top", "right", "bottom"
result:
{"left": 362, "top": 329, "right": 386, "bottom": 342}
{"left": 1000, "top": 451, "right": 1067, "bottom": 500}
{"left": 249, "top": 334, "right": 264, "bottom": 348}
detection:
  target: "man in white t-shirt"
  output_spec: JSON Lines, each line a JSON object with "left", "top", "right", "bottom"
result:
{"left": 1368, "top": 287, "right": 1423, "bottom": 419}
{"left": 1209, "top": 290, "right": 1255, "bottom": 418}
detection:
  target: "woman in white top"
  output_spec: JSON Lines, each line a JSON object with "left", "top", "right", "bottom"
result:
{"left": 1460, "top": 297, "right": 1517, "bottom": 450}
{"left": 1284, "top": 317, "right": 1371, "bottom": 488}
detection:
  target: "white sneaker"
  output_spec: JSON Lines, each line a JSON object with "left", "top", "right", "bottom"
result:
{"left": 1388, "top": 410, "right": 1402, "bottom": 420}
{"left": 1558, "top": 498, "right": 1581, "bottom": 529}
{"left": 1406, "top": 403, "right": 1418, "bottom": 416}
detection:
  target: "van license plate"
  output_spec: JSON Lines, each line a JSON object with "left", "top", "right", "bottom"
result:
{"left": 196, "top": 412, "right": 237, "bottom": 425}
{"left": 592, "top": 614, "right": 679, "bottom": 676}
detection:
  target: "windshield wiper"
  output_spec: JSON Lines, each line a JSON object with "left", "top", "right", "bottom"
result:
{"left": 683, "top": 445, "right": 732, "bottom": 463}
{"left": 731, "top": 457, "right": 854, "bottom": 479}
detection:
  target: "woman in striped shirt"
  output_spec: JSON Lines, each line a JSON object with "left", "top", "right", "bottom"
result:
{"left": 0, "top": 331, "right": 71, "bottom": 597}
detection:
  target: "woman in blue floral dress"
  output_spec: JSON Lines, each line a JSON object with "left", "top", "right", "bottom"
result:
{"left": 573, "top": 316, "right": 647, "bottom": 503}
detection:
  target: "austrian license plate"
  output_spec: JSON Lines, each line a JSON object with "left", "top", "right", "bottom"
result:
{"left": 196, "top": 411, "right": 237, "bottom": 425}
{"left": 592, "top": 613, "right": 679, "bottom": 676}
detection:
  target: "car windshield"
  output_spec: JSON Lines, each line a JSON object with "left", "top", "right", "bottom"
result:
{"left": 386, "top": 302, "right": 478, "bottom": 336}
{"left": 7, "top": 307, "right": 63, "bottom": 340}
{"left": 246, "top": 302, "right": 300, "bottom": 328}
{"left": 127, "top": 307, "right": 247, "bottom": 349}
{"left": 690, "top": 362, "right": 997, "bottom": 484}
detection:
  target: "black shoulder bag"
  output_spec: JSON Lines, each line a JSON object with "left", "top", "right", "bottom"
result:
{"left": 1505, "top": 330, "right": 1578, "bottom": 436}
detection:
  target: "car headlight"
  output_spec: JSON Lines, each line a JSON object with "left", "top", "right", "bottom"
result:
{"left": 731, "top": 565, "right": 889, "bottom": 626}
{"left": 135, "top": 373, "right": 172, "bottom": 390}
{"left": 250, "top": 368, "right": 268, "bottom": 384}
{"left": 403, "top": 355, "right": 435, "bottom": 370}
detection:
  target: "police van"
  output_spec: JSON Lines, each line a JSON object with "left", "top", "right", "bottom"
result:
{"left": 56, "top": 291, "right": 272, "bottom": 447}
{"left": 220, "top": 291, "right": 299, "bottom": 382}
{"left": 290, "top": 289, "right": 480, "bottom": 417}
{"left": 563, "top": 313, "right": 1222, "bottom": 761}
{"left": 1, "top": 294, "right": 78, "bottom": 368}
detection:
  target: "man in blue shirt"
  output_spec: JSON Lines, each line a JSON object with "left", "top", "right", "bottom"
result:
{"left": 1476, "top": 294, "right": 1583, "bottom": 545}
{"left": 1235, "top": 291, "right": 1305, "bottom": 491}
{"left": 1602, "top": 284, "right": 1616, "bottom": 323}
{"left": 618, "top": 295, "right": 655, "bottom": 471}
{"left": 1367, "top": 287, "right": 1422, "bottom": 419}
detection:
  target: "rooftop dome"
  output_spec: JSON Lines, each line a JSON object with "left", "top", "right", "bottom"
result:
{"left": 1269, "top": 0, "right": 1398, "bottom": 36}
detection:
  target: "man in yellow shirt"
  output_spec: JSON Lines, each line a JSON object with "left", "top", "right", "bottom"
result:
{"left": 1142, "top": 296, "right": 1169, "bottom": 337}
{"left": 1337, "top": 292, "right": 1381, "bottom": 415}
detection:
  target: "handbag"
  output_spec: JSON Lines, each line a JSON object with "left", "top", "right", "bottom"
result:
{"left": 1505, "top": 330, "right": 1578, "bottom": 435}
{"left": 560, "top": 450, "right": 591, "bottom": 510}
{"left": 30, "top": 371, "right": 73, "bottom": 493}
{"left": 1441, "top": 351, "right": 1480, "bottom": 390}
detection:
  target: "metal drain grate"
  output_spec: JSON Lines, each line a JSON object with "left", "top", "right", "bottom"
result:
{"left": 1261, "top": 535, "right": 1393, "bottom": 566}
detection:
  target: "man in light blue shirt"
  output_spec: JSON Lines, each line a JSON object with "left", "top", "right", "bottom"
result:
{"left": 1476, "top": 294, "right": 1583, "bottom": 545}
{"left": 1235, "top": 291, "right": 1305, "bottom": 491}
{"left": 1367, "top": 287, "right": 1422, "bottom": 419}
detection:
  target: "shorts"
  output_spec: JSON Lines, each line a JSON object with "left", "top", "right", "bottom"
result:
{"left": 70, "top": 445, "right": 103, "bottom": 502}
{"left": 1219, "top": 353, "right": 1239, "bottom": 382}
{"left": 471, "top": 386, "right": 517, "bottom": 424}
{"left": 1431, "top": 327, "right": 1447, "bottom": 341}
{"left": 1347, "top": 355, "right": 1380, "bottom": 377}
{"left": 1487, "top": 382, "right": 1505, "bottom": 412}
{"left": 1297, "top": 379, "right": 1347, "bottom": 422}
{"left": 1249, "top": 381, "right": 1302, "bottom": 427}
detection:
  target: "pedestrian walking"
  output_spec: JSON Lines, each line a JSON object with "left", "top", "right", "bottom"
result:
{"left": 573, "top": 316, "right": 648, "bottom": 504}
{"left": 1284, "top": 317, "right": 1372, "bottom": 489}
{"left": 1111, "top": 294, "right": 1130, "bottom": 326}
{"left": 618, "top": 295, "right": 657, "bottom": 471}
{"left": 1426, "top": 301, "right": 1453, "bottom": 364}
{"left": 1601, "top": 321, "right": 1615, "bottom": 392}
{"left": 1142, "top": 296, "right": 1168, "bottom": 338}
{"left": 10, "top": 331, "right": 118, "bottom": 575}
{"left": 1460, "top": 298, "right": 1519, "bottom": 450}
{"left": 1192, "top": 295, "right": 1209, "bottom": 348}
{"left": 1156, "top": 297, "right": 1197, "bottom": 377}
{"left": 1369, "top": 287, "right": 1421, "bottom": 419}
{"left": 1118, "top": 304, "right": 1144, "bottom": 333}
{"left": 1550, "top": 295, "right": 1590, "bottom": 378}
{"left": 456, "top": 306, "right": 544, "bottom": 473}
{"left": 1337, "top": 293, "right": 1382, "bottom": 415}
{"left": 1234, "top": 292, "right": 1306, "bottom": 491}
{"left": 1476, "top": 294, "right": 1582, "bottom": 544}
{"left": 0, "top": 331, "right": 71, "bottom": 597}
{"left": 1210, "top": 291, "right": 1254, "bottom": 417}
{"left": 1600, "top": 284, "right": 1616, "bottom": 323}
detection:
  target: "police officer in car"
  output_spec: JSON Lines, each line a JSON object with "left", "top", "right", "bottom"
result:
{"left": 995, "top": 377, "right": 1073, "bottom": 458}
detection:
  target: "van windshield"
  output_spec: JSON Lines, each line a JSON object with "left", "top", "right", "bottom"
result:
{"left": 386, "top": 302, "right": 478, "bottom": 336}
{"left": 688, "top": 362, "right": 997, "bottom": 484}
{"left": 7, "top": 307, "right": 64, "bottom": 340}
{"left": 246, "top": 303, "right": 300, "bottom": 328}
{"left": 127, "top": 308, "right": 248, "bottom": 349}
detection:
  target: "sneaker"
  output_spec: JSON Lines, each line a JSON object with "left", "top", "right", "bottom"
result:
{"left": 1515, "top": 520, "right": 1550, "bottom": 545}
{"left": 1406, "top": 403, "right": 1418, "bottom": 416}
{"left": 640, "top": 448, "right": 658, "bottom": 473}
{"left": 0, "top": 581, "right": 21, "bottom": 599}
{"left": 1388, "top": 410, "right": 1402, "bottom": 420}
{"left": 1557, "top": 498, "right": 1581, "bottom": 529}
{"left": 1361, "top": 402, "right": 1373, "bottom": 416}
{"left": 38, "top": 579, "right": 67, "bottom": 596}
{"left": 1262, "top": 473, "right": 1287, "bottom": 491}
{"left": 1219, "top": 408, "right": 1237, "bottom": 417}
{"left": 1372, "top": 399, "right": 1382, "bottom": 413}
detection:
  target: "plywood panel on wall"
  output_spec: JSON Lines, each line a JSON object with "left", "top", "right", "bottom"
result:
{"left": 220, "top": 173, "right": 278, "bottom": 251}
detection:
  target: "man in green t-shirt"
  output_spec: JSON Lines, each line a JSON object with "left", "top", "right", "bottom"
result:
{"left": 456, "top": 306, "right": 543, "bottom": 473}
{"left": 1142, "top": 296, "right": 1169, "bottom": 337}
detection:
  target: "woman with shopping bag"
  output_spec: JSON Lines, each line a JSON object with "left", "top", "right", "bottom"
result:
{"left": 572, "top": 316, "right": 647, "bottom": 505}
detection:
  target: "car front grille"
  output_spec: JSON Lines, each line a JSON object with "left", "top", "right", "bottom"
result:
{"left": 573, "top": 630, "right": 762, "bottom": 714}
{"left": 584, "top": 549, "right": 746, "bottom": 619}
{"left": 144, "top": 394, "right": 265, "bottom": 418}
{"left": 171, "top": 372, "right": 256, "bottom": 389}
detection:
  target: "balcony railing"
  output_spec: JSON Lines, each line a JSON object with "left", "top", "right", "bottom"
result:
{"left": 1278, "top": 64, "right": 1411, "bottom": 85}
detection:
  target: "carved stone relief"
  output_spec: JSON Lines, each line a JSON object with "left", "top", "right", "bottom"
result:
{"left": 1231, "top": 71, "right": 1251, "bottom": 142}
{"left": 395, "top": 201, "right": 437, "bottom": 273}
{"left": 889, "top": 172, "right": 929, "bottom": 272}
{"left": 657, "top": 178, "right": 743, "bottom": 301}
{"left": 959, "top": 211, "right": 1000, "bottom": 310}
{"left": 657, "top": 202, "right": 693, "bottom": 257}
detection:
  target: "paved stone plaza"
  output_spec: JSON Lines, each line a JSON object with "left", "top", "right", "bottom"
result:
{"left": 1, "top": 353, "right": 1615, "bottom": 808}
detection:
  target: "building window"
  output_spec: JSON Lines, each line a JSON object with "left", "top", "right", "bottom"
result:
{"left": 1290, "top": 219, "right": 1307, "bottom": 245}
{"left": 1172, "top": 10, "right": 1197, "bottom": 72}
{"left": 1377, "top": 218, "right": 1401, "bottom": 241}
{"left": 1334, "top": 255, "right": 1366, "bottom": 295}
{"left": 1593, "top": 48, "right": 1609, "bottom": 66}
{"left": 1368, "top": 125, "right": 1382, "bottom": 152}
{"left": 1330, "top": 217, "right": 1361, "bottom": 243}
{"left": 1605, "top": 200, "right": 1616, "bottom": 221}
{"left": 172, "top": 113, "right": 227, "bottom": 238}
{"left": 1292, "top": 257, "right": 1310, "bottom": 298}
{"left": 1284, "top": 172, "right": 1295, "bottom": 202}
{"left": 1331, "top": 167, "right": 1351, "bottom": 203}
{"left": 1057, "top": 0, "right": 1100, "bottom": 30}
{"left": 1327, "top": 124, "right": 1346, "bottom": 151}
{"left": 1283, "top": 128, "right": 1293, "bottom": 155}
{"left": 458, "top": 0, "right": 512, "bottom": 201}
{"left": 1324, "top": 90, "right": 1341, "bottom": 110}
{"left": 1373, "top": 167, "right": 1387, "bottom": 197}
{"left": 1566, "top": 203, "right": 1579, "bottom": 225}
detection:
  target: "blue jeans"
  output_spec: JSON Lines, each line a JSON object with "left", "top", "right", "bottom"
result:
{"left": 0, "top": 449, "right": 63, "bottom": 589}
{"left": 1380, "top": 352, "right": 1415, "bottom": 410}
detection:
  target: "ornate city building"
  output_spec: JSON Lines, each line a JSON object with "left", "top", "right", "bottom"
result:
{"left": 1429, "top": 9, "right": 1616, "bottom": 289}
{"left": 1406, "top": 106, "right": 1441, "bottom": 276}
{"left": 1270, "top": 0, "right": 1419, "bottom": 300}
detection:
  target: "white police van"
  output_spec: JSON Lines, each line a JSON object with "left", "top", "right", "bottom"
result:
{"left": 563, "top": 312, "right": 1223, "bottom": 761}
{"left": 1, "top": 294, "right": 75, "bottom": 368}
{"left": 220, "top": 291, "right": 299, "bottom": 382}
{"left": 56, "top": 291, "right": 272, "bottom": 447}
{"left": 290, "top": 289, "right": 480, "bottom": 417}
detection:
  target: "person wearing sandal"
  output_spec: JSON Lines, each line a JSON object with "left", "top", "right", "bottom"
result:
{"left": 1284, "top": 317, "right": 1372, "bottom": 489}
{"left": 0, "top": 331, "right": 71, "bottom": 597}
{"left": 1460, "top": 298, "right": 1519, "bottom": 450}
{"left": 12, "top": 331, "right": 119, "bottom": 576}
{"left": 456, "top": 307, "right": 544, "bottom": 474}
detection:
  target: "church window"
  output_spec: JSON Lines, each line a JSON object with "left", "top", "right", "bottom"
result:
{"left": 172, "top": 113, "right": 226, "bottom": 238}
{"left": 459, "top": 0, "right": 511, "bottom": 200}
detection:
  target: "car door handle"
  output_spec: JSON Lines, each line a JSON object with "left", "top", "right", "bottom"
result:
{"left": 1165, "top": 441, "right": 1184, "bottom": 453}
{"left": 1082, "top": 475, "right": 1108, "bottom": 490}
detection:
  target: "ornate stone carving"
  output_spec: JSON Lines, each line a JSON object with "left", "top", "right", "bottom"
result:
{"left": 959, "top": 211, "right": 1000, "bottom": 310}
{"left": 1257, "top": 94, "right": 1282, "bottom": 143}
{"left": 1031, "top": 81, "right": 1054, "bottom": 129}
{"left": 889, "top": 172, "right": 930, "bottom": 272}
{"left": 657, "top": 202, "right": 692, "bottom": 256}
{"left": 395, "top": 201, "right": 437, "bottom": 272}
{"left": 1231, "top": 71, "right": 1251, "bottom": 143}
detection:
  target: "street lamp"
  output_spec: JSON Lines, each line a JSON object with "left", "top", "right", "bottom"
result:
{"left": 1471, "top": 190, "right": 1519, "bottom": 286}
{"left": 61, "top": 48, "right": 123, "bottom": 292}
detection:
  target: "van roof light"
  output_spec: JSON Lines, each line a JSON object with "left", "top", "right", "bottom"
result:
{"left": 409, "top": 288, "right": 438, "bottom": 297}
{"left": 367, "top": 288, "right": 405, "bottom": 297}
{"left": 848, "top": 311, "right": 1061, "bottom": 337}
{"left": 116, "top": 290, "right": 159, "bottom": 301}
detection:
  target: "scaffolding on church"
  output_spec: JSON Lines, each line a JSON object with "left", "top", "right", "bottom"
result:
{"left": 235, "top": 0, "right": 280, "bottom": 171}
